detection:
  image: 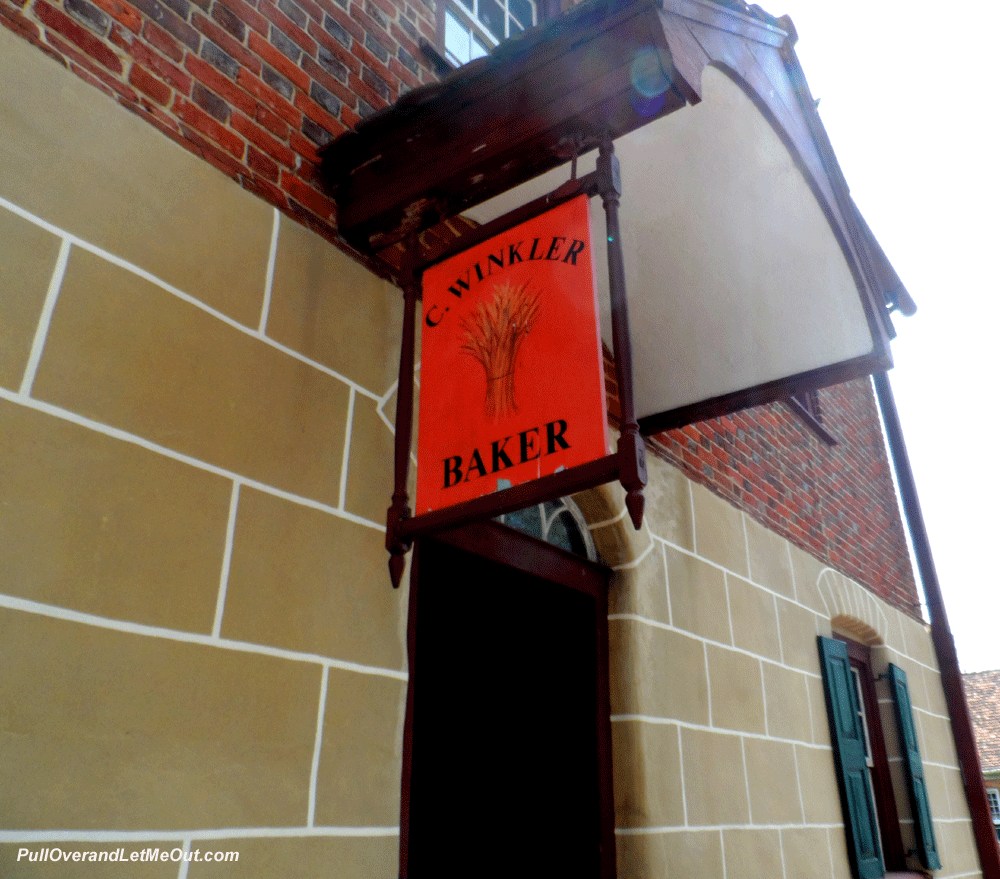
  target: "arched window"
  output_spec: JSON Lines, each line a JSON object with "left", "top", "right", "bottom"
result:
{"left": 497, "top": 496, "right": 596, "bottom": 560}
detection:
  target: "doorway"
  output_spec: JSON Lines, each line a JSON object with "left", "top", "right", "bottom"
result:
{"left": 400, "top": 520, "right": 615, "bottom": 877}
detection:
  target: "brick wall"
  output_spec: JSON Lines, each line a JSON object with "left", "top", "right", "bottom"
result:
{"left": 1, "top": 0, "right": 921, "bottom": 618}
{"left": 611, "top": 341, "right": 916, "bottom": 617}
{"left": 0, "top": 0, "right": 437, "bottom": 245}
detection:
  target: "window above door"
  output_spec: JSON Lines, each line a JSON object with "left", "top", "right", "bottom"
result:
{"left": 444, "top": 0, "right": 538, "bottom": 65}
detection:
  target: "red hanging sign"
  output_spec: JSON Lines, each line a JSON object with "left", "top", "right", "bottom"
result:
{"left": 416, "top": 196, "right": 609, "bottom": 515}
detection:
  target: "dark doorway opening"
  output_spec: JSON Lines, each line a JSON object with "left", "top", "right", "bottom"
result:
{"left": 400, "top": 520, "right": 615, "bottom": 878}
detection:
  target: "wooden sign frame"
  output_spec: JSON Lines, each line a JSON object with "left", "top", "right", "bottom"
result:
{"left": 386, "top": 140, "right": 646, "bottom": 587}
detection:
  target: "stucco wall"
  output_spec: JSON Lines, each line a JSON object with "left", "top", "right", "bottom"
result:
{"left": 1, "top": 27, "right": 406, "bottom": 875}
{"left": 0, "top": 20, "right": 977, "bottom": 879}
{"left": 581, "top": 450, "right": 982, "bottom": 878}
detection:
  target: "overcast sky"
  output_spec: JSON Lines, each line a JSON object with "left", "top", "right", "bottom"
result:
{"left": 772, "top": 1, "right": 1000, "bottom": 670}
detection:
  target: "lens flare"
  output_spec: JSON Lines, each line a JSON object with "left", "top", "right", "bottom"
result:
{"left": 630, "top": 46, "right": 672, "bottom": 98}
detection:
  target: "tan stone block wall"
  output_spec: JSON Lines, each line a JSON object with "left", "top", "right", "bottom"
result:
{"left": 598, "top": 464, "right": 983, "bottom": 878}
{"left": 1, "top": 23, "right": 982, "bottom": 879}
{"left": 1, "top": 32, "right": 406, "bottom": 876}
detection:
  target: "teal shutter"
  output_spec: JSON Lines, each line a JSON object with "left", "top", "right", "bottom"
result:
{"left": 887, "top": 663, "right": 941, "bottom": 870}
{"left": 818, "top": 636, "right": 885, "bottom": 879}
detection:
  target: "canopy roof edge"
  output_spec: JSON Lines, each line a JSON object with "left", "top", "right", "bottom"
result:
{"left": 318, "top": 0, "right": 904, "bottom": 345}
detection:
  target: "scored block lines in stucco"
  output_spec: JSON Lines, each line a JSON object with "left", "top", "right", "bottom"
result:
{"left": 1, "top": 193, "right": 962, "bottom": 867}
{"left": 0, "top": 195, "right": 405, "bottom": 847}
{"left": 605, "top": 472, "right": 956, "bottom": 875}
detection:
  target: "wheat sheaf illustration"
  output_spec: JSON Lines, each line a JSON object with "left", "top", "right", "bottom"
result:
{"left": 460, "top": 282, "right": 542, "bottom": 420}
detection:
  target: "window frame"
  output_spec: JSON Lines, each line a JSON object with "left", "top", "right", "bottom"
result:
{"left": 424, "top": 0, "right": 562, "bottom": 73}
{"left": 837, "top": 636, "right": 907, "bottom": 873}
{"left": 987, "top": 788, "right": 1000, "bottom": 824}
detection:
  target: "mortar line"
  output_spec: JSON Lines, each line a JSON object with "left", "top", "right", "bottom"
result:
{"left": 308, "top": 665, "right": 331, "bottom": 828}
{"left": 20, "top": 238, "right": 71, "bottom": 397}
{"left": 259, "top": 207, "right": 280, "bottom": 335}
{"left": 212, "top": 481, "right": 242, "bottom": 639}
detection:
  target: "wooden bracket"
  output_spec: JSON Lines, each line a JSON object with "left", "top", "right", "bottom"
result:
{"left": 386, "top": 244, "right": 420, "bottom": 588}
{"left": 597, "top": 138, "right": 646, "bottom": 530}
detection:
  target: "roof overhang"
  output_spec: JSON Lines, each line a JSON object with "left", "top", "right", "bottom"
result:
{"left": 320, "top": 0, "right": 904, "bottom": 433}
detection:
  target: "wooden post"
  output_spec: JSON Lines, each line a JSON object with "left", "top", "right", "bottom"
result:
{"left": 597, "top": 138, "right": 646, "bottom": 529}
{"left": 386, "top": 253, "right": 420, "bottom": 588}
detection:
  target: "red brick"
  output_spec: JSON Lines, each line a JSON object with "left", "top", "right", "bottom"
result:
{"left": 135, "top": 93, "right": 182, "bottom": 131}
{"left": 0, "top": 4, "right": 41, "bottom": 39}
{"left": 390, "top": 21, "right": 425, "bottom": 65}
{"left": 254, "top": 103, "right": 288, "bottom": 137}
{"left": 172, "top": 95, "right": 246, "bottom": 157}
{"left": 44, "top": 33, "right": 136, "bottom": 104}
{"left": 241, "top": 172, "right": 289, "bottom": 209}
{"left": 315, "top": 0, "right": 363, "bottom": 43}
{"left": 307, "top": 19, "right": 360, "bottom": 77}
{"left": 366, "top": 0, "right": 397, "bottom": 25}
{"left": 185, "top": 52, "right": 257, "bottom": 115}
{"left": 230, "top": 111, "right": 296, "bottom": 167}
{"left": 127, "top": 34, "right": 191, "bottom": 91}
{"left": 67, "top": 61, "right": 122, "bottom": 102}
{"left": 143, "top": 19, "right": 184, "bottom": 61}
{"left": 348, "top": 71, "right": 388, "bottom": 110}
{"left": 293, "top": 88, "right": 344, "bottom": 137}
{"left": 353, "top": 40, "right": 394, "bottom": 82}
{"left": 89, "top": 0, "right": 142, "bottom": 32}
{"left": 287, "top": 127, "right": 320, "bottom": 163}
{"left": 301, "top": 54, "right": 354, "bottom": 104}
{"left": 129, "top": 61, "right": 172, "bottom": 103}
{"left": 35, "top": 0, "right": 123, "bottom": 73}
{"left": 246, "top": 143, "right": 279, "bottom": 181}
{"left": 237, "top": 66, "right": 302, "bottom": 126}
{"left": 177, "top": 122, "right": 245, "bottom": 177}
{"left": 389, "top": 55, "right": 419, "bottom": 90}
{"left": 217, "top": 0, "right": 268, "bottom": 36}
{"left": 416, "top": 15, "right": 434, "bottom": 42}
{"left": 338, "top": 100, "right": 360, "bottom": 129}
{"left": 258, "top": 0, "right": 317, "bottom": 56}
{"left": 248, "top": 30, "right": 310, "bottom": 91}
{"left": 280, "top": 169, "right": 336, "bottom": 221}
{"left": 348, "top": 1, "right": 388, "bottom": 42}
{"left": 291, "top": 0, "right": 323, "bottom": 25}
{"left": 191, "top": 12, "right": 262, "bottom": 73}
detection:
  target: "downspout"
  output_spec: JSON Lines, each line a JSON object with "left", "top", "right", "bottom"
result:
{"left": 873, "top": 370, "right": 1000, "bottom": 878}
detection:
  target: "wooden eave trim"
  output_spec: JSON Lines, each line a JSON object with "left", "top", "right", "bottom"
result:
{"left": 663, "top": 0, "right": 787, "bottom": 46}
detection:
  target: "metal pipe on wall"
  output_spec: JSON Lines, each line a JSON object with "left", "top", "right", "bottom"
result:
{"left": 872, "top": 370, "right": 1000, "bottom": 878}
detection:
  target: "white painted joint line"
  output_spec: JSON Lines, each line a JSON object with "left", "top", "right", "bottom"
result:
{"left": 0, "top": 591, "right": 408, "bottom": 681}
{"left": 724, "top": 573, "right": 736, "bottom": 647}
{"left": 740, "top": 736, "right": 752, "bottom": 823}
{"left": 611, "top": 537, "right": 656, "bottom": 571}
{"left": 0, "top": 826, "right": 401, "bottom": 844}
{"left": 741, "top": 512, "right": 752, "bottom": 584}
{"left": 792, "top": 740, "right": 807, "bottom": 825}
{"left": 1, "top": 191, "right": 375, "bottom": 398}
{"left": 0, "top": 388, "right": 385, "bottom": 535}
{"left": 212, "top": 481, "right": 242, "bottom": 639}
{"left": 308, "top": 665, "right": 330, "bottom": 828}
{"left": 377, "top": 380, "right": 398, "bottom": 412}
{"left": 176, "top": 839, "right": 192, "bottom": 879}
{"left": 587, "top": 504, "right": 629, "bottom": 531}
{"left": 703, "top": 641, "right": 714, "bottom": 728}
{"left": 258, "top": 208, "right": 280, "bottom": 335}
{"left": 687, "top": 479, "right": 697, "bottom": 556}
{"left": 20, "top": 238, "right": 71, "bottom": 397}
{"left": 338, "top": 388, "right": 357, "bottom": 511}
